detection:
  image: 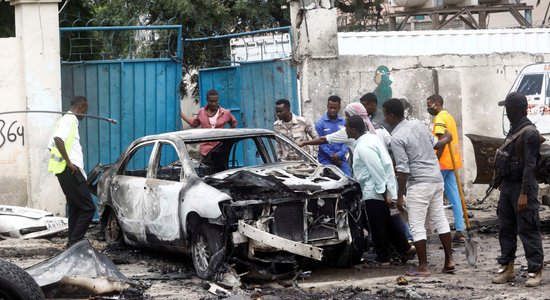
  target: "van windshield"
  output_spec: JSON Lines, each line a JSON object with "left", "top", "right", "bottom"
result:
{"left": 517, "top": 74, "right": 543, "bottom": 96}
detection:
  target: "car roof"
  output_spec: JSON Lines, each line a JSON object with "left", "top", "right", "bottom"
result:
{"left": 137, "top": 128, "right": 277, "bottom": 143}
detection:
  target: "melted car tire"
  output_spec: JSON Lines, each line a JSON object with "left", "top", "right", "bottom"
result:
{"left": 190, "top": 221, "right": 226, "bottom": 279}
{"left": 0, "top": 260, "right": 45, "bottom": 300}
{"left": 104, "top": 210, "right": 123, "bottom": 244}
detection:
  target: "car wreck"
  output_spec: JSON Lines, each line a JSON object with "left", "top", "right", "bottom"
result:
{"left": 92, "top": 128, "right": 364, "bottom": 279}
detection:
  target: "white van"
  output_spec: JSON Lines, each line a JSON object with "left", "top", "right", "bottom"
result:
{"left": 504, "top": 63, "right": 550, "bottom": 135}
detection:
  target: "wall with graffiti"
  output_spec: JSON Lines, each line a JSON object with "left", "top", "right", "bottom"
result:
{"left": 0, "top": 38, "right": 29, "bottom": 207}
{"left": 0, "top": 1, "right": 63, "bottom": 215}
{"left": 300, "top": 52, "right": 548, "bottom": 198}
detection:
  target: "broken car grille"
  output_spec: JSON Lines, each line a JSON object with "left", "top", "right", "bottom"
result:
{"left": 271, "top": 195, "right": 339, "bottom": 243}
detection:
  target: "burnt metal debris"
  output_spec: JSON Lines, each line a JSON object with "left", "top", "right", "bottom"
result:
{"left": 25, "top": 240, "right": 145, "bottom": 298}
{"left": 0, "top": 205, "right": 68, "bottom": 239}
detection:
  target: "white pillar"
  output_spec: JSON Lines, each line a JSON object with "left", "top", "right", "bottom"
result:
{"left": 288, "top": 0, "right": 339, "bottom": 60}
{"left": 10, "top": 0, "right": 65, "bottom": 215}
{"left": 287, "top": 0, "right": 339, "bottom": 121}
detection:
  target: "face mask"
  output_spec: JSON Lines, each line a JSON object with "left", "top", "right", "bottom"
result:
{"left": 506, "top": 108, "right": 524, "bottom": 124}
{"left": 427, "top": 105, "right": 438, "bottom": 116}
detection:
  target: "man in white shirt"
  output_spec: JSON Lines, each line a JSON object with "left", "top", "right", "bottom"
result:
{"left": 48, "top": 96, "right": 95, "bottom": 248}
{"left": 346, "top": 115, "right": 415, "bottom": 266}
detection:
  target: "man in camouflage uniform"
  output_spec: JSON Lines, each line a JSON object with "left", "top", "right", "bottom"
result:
{"left": 274, "top": 98, "right": 318, "bottom": 161}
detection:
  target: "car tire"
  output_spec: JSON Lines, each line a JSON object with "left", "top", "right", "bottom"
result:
{"left": 104, "top": 210, "right": 123, "bottom": 244}
{"left": 0, "top": 260, "right": 45, "bottom": 300}
{"left": 330, "top": 215, "right": 366, "bottom": 267}
{"left": 190, "top": 221, "right": 226, "bottom": 279}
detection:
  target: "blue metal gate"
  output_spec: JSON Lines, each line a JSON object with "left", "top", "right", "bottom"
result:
{"left": 60, "top": 26, "right": 183, "bottom": 172}
{"left": 191, "top": 27, "right": 298, "bottom": 167}
{"left": 60, "top": 25, "right": 182, "bottom": 220}
{"left": 198, "top": 59, "right": 299, "bottom": 130}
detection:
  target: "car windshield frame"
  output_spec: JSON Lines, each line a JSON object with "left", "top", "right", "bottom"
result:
{"left": 183, "top": 133, "right": 318, "bottom": 177}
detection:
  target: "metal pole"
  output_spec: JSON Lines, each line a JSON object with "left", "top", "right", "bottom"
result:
{"left": 0, "top": 111, "right": 118, "bottom": 124}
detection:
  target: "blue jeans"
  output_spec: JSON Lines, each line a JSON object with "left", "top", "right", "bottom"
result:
{"left": 441, "top": 170, "right": 465, "bottom": 231}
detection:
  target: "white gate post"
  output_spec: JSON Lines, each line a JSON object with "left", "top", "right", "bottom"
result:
{"left": 10, "top": 0, "right": 65, "bottom": 215}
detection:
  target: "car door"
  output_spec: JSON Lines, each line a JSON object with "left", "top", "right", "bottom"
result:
{"left": 110, "top": 142, "right": 155, "bottom": 244}
{"left": 144, "top": 141, "right": 184, "bottom": 247}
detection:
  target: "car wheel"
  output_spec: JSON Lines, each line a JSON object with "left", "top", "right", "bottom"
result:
{"left": 104, "top": 211, "right": 123, "bottom": 244}
{"left": 0, "top": 260, "right": 45, "bottom": 300}
{"left": 330, "top": 214, "right": 366, "bottom": 267}
{"left": 190, "top": 221, "right": 226, "bottom": 279}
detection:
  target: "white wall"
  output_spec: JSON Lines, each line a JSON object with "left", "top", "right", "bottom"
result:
{"left": 338, "top": 29, "right": 550, "bottom": 56}
{"left": 0, "top": 0, "right": 63, "bottom": 215}
{"left": 298, "top": 52, "right": 549, "bottom": 199}
{"left": 0, "top": 38, "right": 28, "bottom": 207}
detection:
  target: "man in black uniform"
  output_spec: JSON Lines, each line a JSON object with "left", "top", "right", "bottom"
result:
{"left": 491, "top": 92, "right": 543, "bottom": 287}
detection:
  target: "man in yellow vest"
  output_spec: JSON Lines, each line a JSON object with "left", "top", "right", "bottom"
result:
{"left": 426, "top": 94, "right": 465, "bottom": 242}
{"left": 48, "top": 96, "right": 95, "bottom": 248}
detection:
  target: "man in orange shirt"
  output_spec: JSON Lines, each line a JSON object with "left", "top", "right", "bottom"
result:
{"left": 427, "top": 94, "right": 465, "bottom": 241}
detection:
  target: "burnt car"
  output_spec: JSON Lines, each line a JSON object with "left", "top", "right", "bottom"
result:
{"left": 95, "top": 128, "right": 364, "bottom": 279}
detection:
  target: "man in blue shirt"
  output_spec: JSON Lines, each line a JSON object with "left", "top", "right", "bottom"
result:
{"left": 315, "top": 96, "right": 351, "bottom": 175}
{"left": 345, "top": 115, "right": 415, "bottom": 265}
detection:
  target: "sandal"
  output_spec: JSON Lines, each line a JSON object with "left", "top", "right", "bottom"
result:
{"left": 442, "top": 265, "right": 456, "bottom": 274}
{"left": 453, "top": 232, "right": 465, "bottom": 243}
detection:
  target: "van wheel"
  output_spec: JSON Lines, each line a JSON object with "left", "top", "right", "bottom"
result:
{"left": 0, "top": 260, "right": 45, "bottom": 300}
{"left": 104, "top": 211, "right": 123, "bottom": 244}
{"left": 190, "top": 221, "right": 226, "bottom": 279}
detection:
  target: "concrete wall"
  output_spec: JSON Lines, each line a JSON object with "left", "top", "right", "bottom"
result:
{"left": 0, "top": 0, "right": 63, "bottom": 215}
{"left": 298, "top": 53, "right": 549, "bottom": 198}
{"left": 0, "top": 38, "right": 28, "bottom": 207}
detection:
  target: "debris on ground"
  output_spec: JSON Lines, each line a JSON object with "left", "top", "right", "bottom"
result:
{"left": 0, "top": 205, "right": 68, "bottom": 239}
{"left": 206, "top": 282, "right": 231, "bottom": 296}
{"left": 25, "top": 239, "right": 145, "bottom": 298}
{"left": 396, "top": 275, "right": 408, "bottom": 285}
{"left": 394, "top": 286, "right": 424, "bottom": 299}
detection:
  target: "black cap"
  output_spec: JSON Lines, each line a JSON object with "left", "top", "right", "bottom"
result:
{"left": 498, "top": 92, "right": 528, "bottom": 107}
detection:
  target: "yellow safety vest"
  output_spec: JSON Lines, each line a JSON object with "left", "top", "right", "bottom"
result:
{"left": 48, "top": 116, "right": 78, "bottom": 174}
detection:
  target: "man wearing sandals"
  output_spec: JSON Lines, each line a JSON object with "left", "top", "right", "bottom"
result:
{"left": 383, "top": 98, "right": 455, "bottom": 277}
{"left": 491, "top": 92, "right": 544, "bottom": 287}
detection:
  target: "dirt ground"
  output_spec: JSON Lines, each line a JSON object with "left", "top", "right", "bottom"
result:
{"left": 2, "top": 194, "right": 550, "bottom": 300}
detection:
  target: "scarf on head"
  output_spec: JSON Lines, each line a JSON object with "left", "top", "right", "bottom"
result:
{"left": 344, "top": 102, "right": 376, "bottom": 134}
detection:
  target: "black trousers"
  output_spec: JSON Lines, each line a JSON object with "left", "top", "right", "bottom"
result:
{"left": 497, "top": 181, "right": 544, "bottom": 273}
{"left": 56, "top": 167, "right": 95, "bottom": 246}
{"left": 364, "top": 200, "right": 411, "bottom": 262}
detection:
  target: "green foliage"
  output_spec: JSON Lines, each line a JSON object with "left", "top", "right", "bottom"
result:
{"left": 0, "top": 0, "right": 15, "bottom": 38}
{"left": 337, "top": 0, "right": 386, "bottom": 31}
{"left": 87, "top": 0, "right": 288, "bottom": 35}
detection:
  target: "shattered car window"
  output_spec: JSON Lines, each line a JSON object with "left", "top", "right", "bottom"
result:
{"left": 517, "top": 74, "right": 543, "bottom": 96}
{"left": 155, "top": 142, "right": 182, "bottom": 181}
{"left": 120, "top": 143, "right": 155, "bottom": 177}
{"left": 186, "top": 135, "right": 315, "bottom": 177}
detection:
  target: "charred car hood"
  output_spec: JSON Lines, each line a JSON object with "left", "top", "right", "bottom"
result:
{"left": 204, "top": 163, "right": 356, "bottom": 194}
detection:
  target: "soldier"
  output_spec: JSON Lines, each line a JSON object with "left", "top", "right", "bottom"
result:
{"left": 491, "top": 92, "right": 544, "bottom": 287}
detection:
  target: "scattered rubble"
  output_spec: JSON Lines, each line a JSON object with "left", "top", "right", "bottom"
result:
{"left": 25, "top": 240, "right": 145, "bottom": 298}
